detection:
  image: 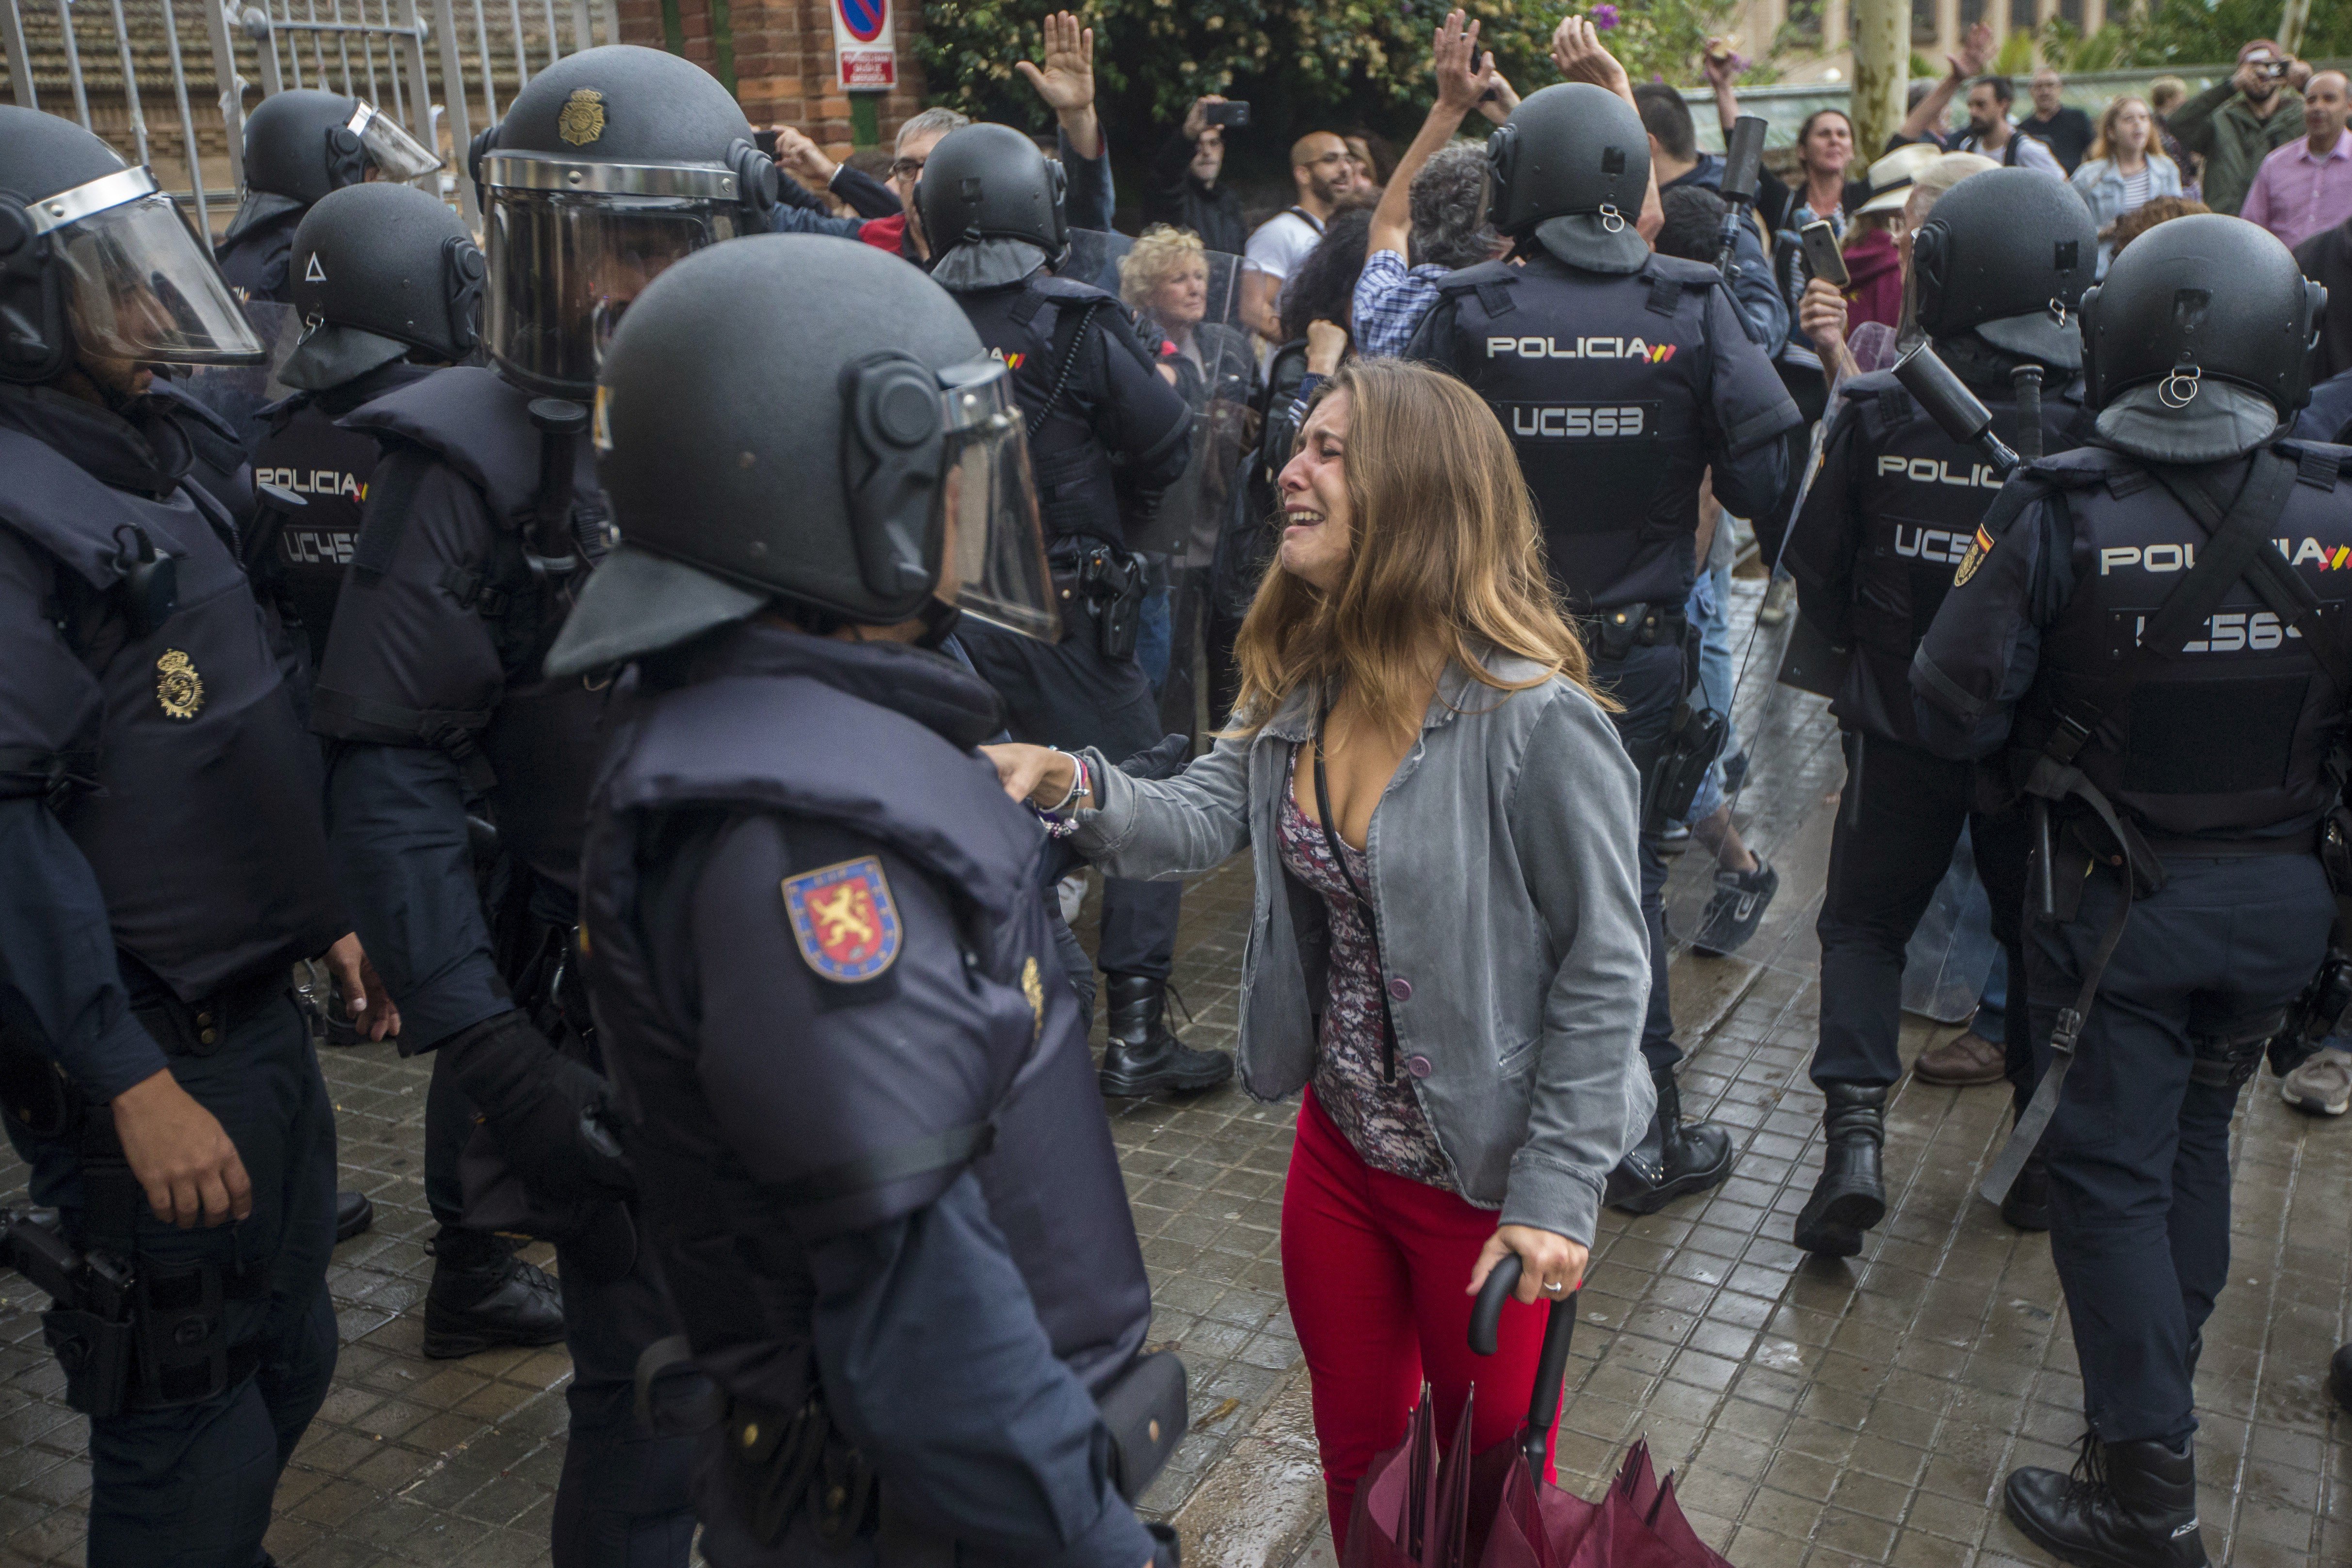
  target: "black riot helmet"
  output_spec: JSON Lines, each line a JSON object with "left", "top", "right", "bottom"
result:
{"left": 221, "top": 88, "right": 443, "bottom": 246}
{"left": 0, "top": 105, "right": 263, "bottom": 385}
{"left": 2080, "top": 214, "right": 2323, "bottom": 461}
{"left": 473, "top": 45, "right": 782, "bottom": 399}
{"left": 1487, "top": 83, "right": 1651, "bottom": 272}
{"left": 279, "top": 181, "right": 484, "bottom": 391}
{"left": 544, "top": 235, "right": 1061, "bottom": 676}
{"left": 1911, "top": 167, "right": 2095, "bottom": 371}
{"left": 914, "top": 123, "right": 1069, "bottom": 287}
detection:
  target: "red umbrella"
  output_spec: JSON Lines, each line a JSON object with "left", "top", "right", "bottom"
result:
{"left": 1467, "top": 1260, "right": 1734, "bottom": 1568}
{"left": 1343, "top": 1381, "right": 1465, "bottom": 1567}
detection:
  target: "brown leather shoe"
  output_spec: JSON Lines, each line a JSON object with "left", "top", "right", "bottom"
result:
{"left": 1913, "top": 1028, "right": 2005, "bottom": 1086}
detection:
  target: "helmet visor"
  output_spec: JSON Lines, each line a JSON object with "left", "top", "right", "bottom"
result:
{"left": 351, "top": 102, "right": 444, "bottom": 182}
{"left": 484, "top": 189, "right": 731, "bottom": 394}
{"left": 53, "top": 192, "right": 265, "bottom": 366}
{"left": 939, "top": 360, "right": 1059, "bottom": 642}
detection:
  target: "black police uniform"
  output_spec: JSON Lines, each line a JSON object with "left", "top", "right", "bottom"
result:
{"left": 1914, "top": 431, "right": 2352, "bottom": 1448}
{"left": 0, "top": 380, "right": 346, "bottom": 1566}
{"left": 948, "top": 272, "right": 1193, "bottom": 983}
{"left": 1408, "top": 246, "right": 1798, "bottom": 1080}
{"left": 311, "top": 366, "right": 695, "bottom": 1559}
{"left": 214, "top": 207, "right": 302, "bottom": 304}
{"left": 1787, "top": 359, "right": 2088, "bottom": 1099}
{"left": 579, "top": 627, "right": 1173, "bottom": 1565}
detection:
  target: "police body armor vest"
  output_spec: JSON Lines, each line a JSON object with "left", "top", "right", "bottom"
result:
{"left": 255, "top": 368, "right": 432, "bottom": 671}
{"left": 1432, "top": 251, "right": 1721, "bottom": 613}
{"left": 2021, "top": 438, "right": 2352, "bottom": 840}
{"left": 579, "top": 650, "right": 1153, "bottom": 1423}
{"left": 960, "top": 272, "right": 1130, "bottom": 550}
{"left": 213, "top": 202, "right": 303, "bottom": 305}
{"left": 0, "top": 429, "right": 345, "bottom": 1000}
{"left": 1833, "top": 366, "right": 2085, "bottom": 748}
{"left": 333, "top": 366, "right": 608, "bottom": 889}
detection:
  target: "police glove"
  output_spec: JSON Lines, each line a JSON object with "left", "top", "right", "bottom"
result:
{"left": 441, "top": 1010, "right": 634, "bottom": 1200}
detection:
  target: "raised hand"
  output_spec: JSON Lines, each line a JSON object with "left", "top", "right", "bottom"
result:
{"left": 769, "top": 125, "right": 837, "bottom": 186}
{"left": 1015, "top": 11, "right": 1095, "bottom": 117}
{"left": 1432, "top": 9, "right": 1495, "bottom": 116}
{"left": 1951, "top": 19, "right": 1994, "bottom": 78}
{"left": 1553, "top": 16, "right": 1632, "bottom": 102}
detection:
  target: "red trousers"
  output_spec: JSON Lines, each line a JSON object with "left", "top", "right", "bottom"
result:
{"left": 1280, "top": 1089, "right": 1562, "bottom": 1548}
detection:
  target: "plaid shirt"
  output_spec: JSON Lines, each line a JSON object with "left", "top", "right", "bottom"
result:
{"left": 1351, "top": 249, "right": 1453, "bottom": 359}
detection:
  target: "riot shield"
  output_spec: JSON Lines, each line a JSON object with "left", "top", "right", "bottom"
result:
{"left": 1061, "top": 227, "right": 1133, "bottom": 299}
{"left": 1085, "top": 240, "right": 1259, "bottom": 746}
{"left": 173, "top": 298, "right": 303, "bottom": 445}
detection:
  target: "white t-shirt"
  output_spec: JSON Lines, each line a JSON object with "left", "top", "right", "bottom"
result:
{"left": 1244, "top": 208, "right": 1325, "bottom": 288}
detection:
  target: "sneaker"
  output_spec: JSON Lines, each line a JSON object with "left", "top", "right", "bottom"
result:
{"left": 1656, "top": 822, "right": 1693, "bottom": 856}
{"left": 2281, "top": 1046, "right": 2352, "bottom": 1116}
{"left": 1757, "top": 577, "right": 1795, "bottom": 626}
{"left": 1718, "top": 749, "right": 1749, "bottom": 795}
{"left": 1692, "top": 859, "right": 1778, "bottom": 958}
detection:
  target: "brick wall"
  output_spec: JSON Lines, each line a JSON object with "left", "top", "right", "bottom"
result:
{"left": 615, "top": 0, "right": 928, "bottom": 155}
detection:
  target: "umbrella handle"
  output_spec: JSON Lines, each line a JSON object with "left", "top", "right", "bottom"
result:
{"left": 1469, "top": 1254, "right": 1581, "bottom": 1473}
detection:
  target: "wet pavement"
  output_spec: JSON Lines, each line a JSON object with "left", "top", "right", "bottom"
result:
{"left": 1, "top": 566, "right": 2350, "bottom": 1566}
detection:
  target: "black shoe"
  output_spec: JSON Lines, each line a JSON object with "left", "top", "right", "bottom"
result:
{"left": 2003, "top": 1433, "right": 2210, "bottom": 1568}
{"left": 2330, "top": 1345, "right": 2352, "bottom": 1415}
{"left": 1792, "top": 1084, "right": 1886, "bottom": 1257}
{"left": 1692, "top": 859, "right": 1778, "bottom": 958}
{"left": 1606, "top": 1066, "right": 1735, "bottom": 1215}
{"left": 2002, "top": 1152, "right": 2053, "bottom": 1232}
{"left": 1719, "top": 749, "right": 1749, "bottom": 795}
{"left": 1098, "top": 975, "right": 1233, "bottom": 1097}
{"left": 423, "top": 1229, "right": 568, "bottom": 1360}
{"left": 335, "top": 1189, "right": 374, "bottom": 1243}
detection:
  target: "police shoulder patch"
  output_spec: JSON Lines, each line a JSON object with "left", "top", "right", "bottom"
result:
{"left": 781, "top": 857, "right": 902, "bottom": 982}
{"left": 1952, "top": 524, "right": 1994, "bottom": 587}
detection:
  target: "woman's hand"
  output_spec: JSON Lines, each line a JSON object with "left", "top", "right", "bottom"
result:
{"left": 1305, "top": 320, "right": 1349, "bottom": 376}
{"left": 1799, "top": 275, "right": 1848, "bottom": 359}
{"left": 982, "top": 742, "right": 1085, "bottom": 808}
{"left": 1468, "top": 1224, "right": 1589, "bottom": 1305}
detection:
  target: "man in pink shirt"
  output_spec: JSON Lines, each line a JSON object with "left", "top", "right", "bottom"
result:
{"left": 2242, "top": 69, "right": 2352, "bottom": 249}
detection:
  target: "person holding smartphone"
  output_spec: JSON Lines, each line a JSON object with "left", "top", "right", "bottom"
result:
{"left": 1145, "top": 95, "right": 1250, "bottom": 255}
{"left": 2162, "top": 36, "right": 2310, "bottom": 216}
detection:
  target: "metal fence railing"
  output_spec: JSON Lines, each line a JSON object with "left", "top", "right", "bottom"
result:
{"left": 2, "top": 0, "right": 624, "bottom": 233}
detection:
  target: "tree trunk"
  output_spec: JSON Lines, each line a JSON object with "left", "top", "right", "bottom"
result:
{"left": 1850, "top": 0, "right": 1909, "bottom": 163}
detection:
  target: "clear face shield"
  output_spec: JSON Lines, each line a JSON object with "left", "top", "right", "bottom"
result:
{"left": 347, "top": 101, "right": 443, "bottom": 182}
{"left": 481, "top": 154, "right": 739, "bottom": 396}
{"left": 938, "top": 359, "right": 1059, "bottom": 642}
{"left": 37, "top": 168, "right": 264, "bottom": 367}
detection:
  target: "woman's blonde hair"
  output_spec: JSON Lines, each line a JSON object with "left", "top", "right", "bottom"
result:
{"left": 1228, "top": 357, "right": 1600, "bottom": 742}
{"left": 1900, "top": 151, "right": 1997, "bottom": 230}
{"left": 2087, "top": 95, "right": 2159, "bottom": 165}
{"left": 1117, "top": 224, "right": 1206, "bottom": 311}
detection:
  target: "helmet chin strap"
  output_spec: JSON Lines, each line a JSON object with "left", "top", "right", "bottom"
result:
{"left": 913, "top": 598, "right": 963, "bottom": 650}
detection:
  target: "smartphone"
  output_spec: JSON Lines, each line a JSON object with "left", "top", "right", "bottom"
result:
{"left": 753, "top": 128, "right": 780, "bottom": 157}
{"left": 1203, "top": 101, "right": 1251, "bottom": 129}
{"left": 1801, "top": 219, "right": 1849, "bottom": 289}
{"left": 2261, "top": 60, "right": 2289, "bottom": 80}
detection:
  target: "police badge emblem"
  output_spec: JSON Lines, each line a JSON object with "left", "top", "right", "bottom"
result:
{"left": 154, "top": 649, "right": 204, "bottom": 720}
{"left": 1953, "top": 524, "right": 1994, "bottom": 588}
{"left": 782, "top": 857, "right": 902, "bottom": 981}
{"left": 558, "top": 88, "right": 607, "bottom": 146}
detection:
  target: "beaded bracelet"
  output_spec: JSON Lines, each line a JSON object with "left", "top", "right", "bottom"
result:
{"left": 1036, "top": 749, "right": 1091, "bottom": 839}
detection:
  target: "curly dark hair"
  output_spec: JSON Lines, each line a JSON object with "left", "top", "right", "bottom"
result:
{"left": 1409, "top": 143, "right": 1500, "bottom": 272}
{"left": 1277, "top": 204, "right": 1377, "bottom": 340}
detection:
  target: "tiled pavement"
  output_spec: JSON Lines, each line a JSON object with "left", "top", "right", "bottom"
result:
{"left": 2, "top": 568, "right": 2351, "bottom": 1566}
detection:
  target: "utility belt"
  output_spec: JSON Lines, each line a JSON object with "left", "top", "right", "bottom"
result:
{"left": 0, "top": 1010, "right": 275, "bottom": 1420}
{"left": 636, "top": 1336, "right": 1187, "bottom": 1560}
{"left": 1577, "top": 602, "right": 1725, "bottom": 832}
{"left": 1049, "top": 541, "right": 1149, "bottom": 662}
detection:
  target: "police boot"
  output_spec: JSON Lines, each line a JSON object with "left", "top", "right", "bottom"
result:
{"left": 2004, "top": 1434, "right": 2210, "bottom": 1568}
{"left": 335, "top": 1189, "right": 375, "bottom": 1243}
{"left": 423, "top": 1228, "right": 567, "bottom": 1360}
{"left": 1792, "top": 1084, "right": 1886, "bottom": 1257}
{"left": 1606, "top": 1065, "right": 1735, "bottom": 1215}
{"left": 1098, "top": 975, "right": 1234, "bottom": 1098}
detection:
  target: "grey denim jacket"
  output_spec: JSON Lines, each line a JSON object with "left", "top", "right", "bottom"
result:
{"left": 1073, "top": 654, "right": 1654, "bottom": 1246}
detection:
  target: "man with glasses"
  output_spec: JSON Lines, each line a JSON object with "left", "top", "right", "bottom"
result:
{"left": 1240, "top": 131, "right": 1363, "bottom": 342}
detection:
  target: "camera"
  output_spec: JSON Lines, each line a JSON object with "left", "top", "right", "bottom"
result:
{"left": 1203, "top": 101, "right": 1250, "bottom": 129}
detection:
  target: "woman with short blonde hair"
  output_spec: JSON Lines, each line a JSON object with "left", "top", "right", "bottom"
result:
{"left": 987, "top": 358, "right": 1652, "bottom": 1548}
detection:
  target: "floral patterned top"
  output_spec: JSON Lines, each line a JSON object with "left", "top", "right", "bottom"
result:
{"left": 1276, "top": 747, "right": 1454, "bottom": 1187}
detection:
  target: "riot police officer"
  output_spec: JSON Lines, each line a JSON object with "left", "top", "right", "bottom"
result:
{"left": 547, "top": 232, "right": 1182, "bottom": 1567}
{"left": 1911, "top": 214, "right": 2350, "bottom": 1568}
{"left": 915, "top": 123, "right": 1229, "bottom": 1098}
{"left": 213, "top": 87, "right": 444, "bottom": 303}
{"left": 1406, "top": 83, "right": 1801, "bottom": 1212}
{"left": 1781, "top": 167, "right": 2096, "bottom": 1256}
{"left": 254, "top": 178, "right": 567, "bottom": 1353}
{"left": 310, "top": 43, "right": 781, "bottom": 1563}
{"left": 0, "top": 105, "right": 357, "bottom": 1563}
